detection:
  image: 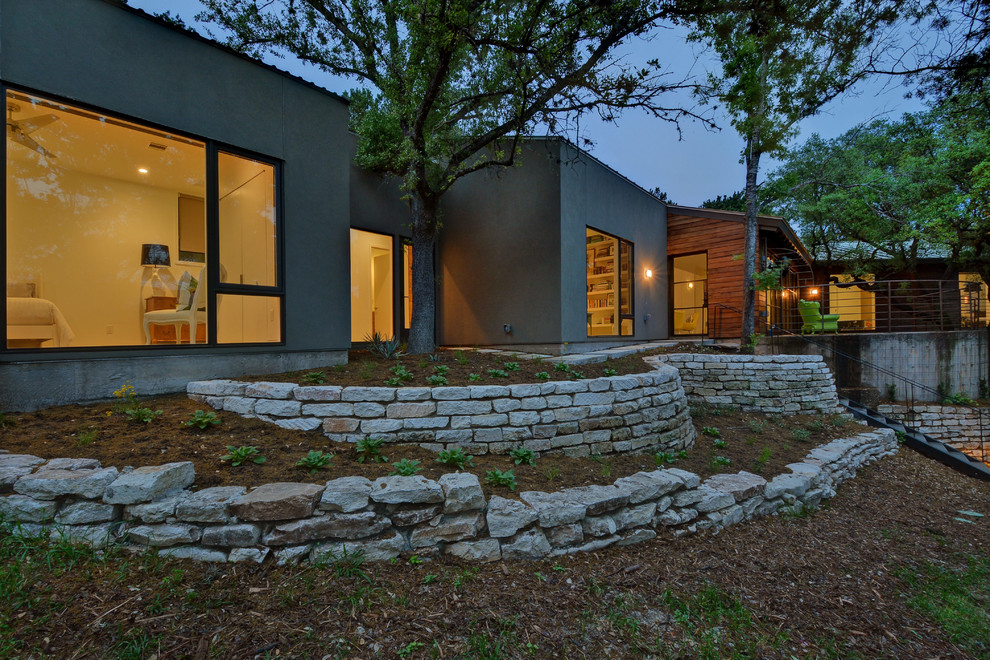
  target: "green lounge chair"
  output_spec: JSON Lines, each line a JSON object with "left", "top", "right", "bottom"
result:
{"left": 798, "top": 299, "right": 839, "bottom": 334}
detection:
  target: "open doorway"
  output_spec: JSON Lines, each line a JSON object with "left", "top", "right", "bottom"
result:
{"left": 671, "top": 253, "right": 707, "bottom": 336}
{"left": 350, "top": 229, "right": 394, "bottom": 342}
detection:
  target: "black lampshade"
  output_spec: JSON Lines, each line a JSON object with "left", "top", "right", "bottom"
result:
{"left": 141, "top": 243, "right": 170, "bottom": 267}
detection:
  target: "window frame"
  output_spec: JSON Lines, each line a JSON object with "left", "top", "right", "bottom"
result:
{"left": 1, "top": 83, "right": 286, "bottom": 353}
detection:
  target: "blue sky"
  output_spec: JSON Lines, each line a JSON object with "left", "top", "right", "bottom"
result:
{"left": 130, "top": 0, "right": 927, "bottom": 206}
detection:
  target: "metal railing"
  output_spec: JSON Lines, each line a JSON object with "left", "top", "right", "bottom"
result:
{"left": 770, "top": 279, "right": 986, "bottom": 334}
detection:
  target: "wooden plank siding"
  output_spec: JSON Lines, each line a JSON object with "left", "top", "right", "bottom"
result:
{"left": 667, "top": 216, "right": 746, "bottom": 338}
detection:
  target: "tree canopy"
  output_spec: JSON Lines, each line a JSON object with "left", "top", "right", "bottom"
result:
{"left": 199, "top": 0, "right": 716, "bottom": 352}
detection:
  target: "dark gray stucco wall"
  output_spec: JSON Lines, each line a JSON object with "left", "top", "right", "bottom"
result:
{"left": 0, "top": 0, "right": 351, "bottom": 409}
{"left": 437, "top": 141, "right": 563, "bottom": 346}
{"left": 559, "top": 142, "right": 668, "bottom": 346}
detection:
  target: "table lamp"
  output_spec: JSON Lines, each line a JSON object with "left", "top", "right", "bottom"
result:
{"left": 141, "top": 243, "right": 171, "bottom": 297}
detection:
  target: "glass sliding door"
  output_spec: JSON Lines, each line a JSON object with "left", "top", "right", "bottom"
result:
{"left": 350, "top": 229, "right": 395, "bottom": 342}
{"left": 671, "top": 253, "right": 707, "bottom": 336}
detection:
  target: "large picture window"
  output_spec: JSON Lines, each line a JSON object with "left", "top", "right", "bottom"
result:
{"left": 4, "top": 89, "right": 282, "bottom": 349}
{"left": 586, "top": 227, "right": 634, "bottom": 337}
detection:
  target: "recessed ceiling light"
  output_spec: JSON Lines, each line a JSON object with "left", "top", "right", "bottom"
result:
{"left": 137, "top": 167, "right": 149, "bottom": 174}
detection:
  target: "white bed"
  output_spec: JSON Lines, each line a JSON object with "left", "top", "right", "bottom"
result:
{"left": 6, "top": 283, "right": 75, "bottom": 348}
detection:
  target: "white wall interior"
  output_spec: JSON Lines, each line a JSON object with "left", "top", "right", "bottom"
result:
{"left": 350, "top": 229, "right": 393, "bottom": 342}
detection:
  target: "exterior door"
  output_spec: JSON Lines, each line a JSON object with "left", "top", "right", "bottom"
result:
{"left": 671, "top": 253, "right": 708, "bottom": 336}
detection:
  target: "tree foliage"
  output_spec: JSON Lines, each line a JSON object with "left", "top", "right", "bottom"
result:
{"left": 198, "top": 0, "right": 716, "bottom": 352}
{"left": 701, "top": 190, "right": 747, "bottom": 211}
{"left": 688, "top": 0, "right": 900, "bottom": 349}
{"left": 764, "top": 93, "right": 990, "bottom": 282}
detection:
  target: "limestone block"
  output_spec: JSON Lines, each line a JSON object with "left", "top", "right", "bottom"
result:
{"left": 493, "top": 398, "right": 522, "bottom": 413}
{"left": 764, "top": 473, "right": 811, "bottom": 500}
{"left": 613, "top": 470, "right": 683, "bottom": 504}
{"left": 187, "top": 380, "right": 246, "bottom": 396}
{"left": 470, "top": 385, "right": 511, "bottom": 399}
{"left": 201, "top": 524, "right": 261, "bottom": 547}
{"left": 704, "top": 472, "right": 767, "bottom": 502}
{"left": 293, "top": 386, "right": 343, "bottom": 401}
{"left": 500, "top": 528, "right": 552, "bottom": 559}
{"left": 320, "top": 476, "right": 373, "bottom": 513}
{"left": 0, "top": 466, "right": 38, "bottom": 493}
{"left": 440, "top": 473, "right": 485, "bottom": 513}
{"left": 311, "top": 531, "right": 407, "bottom": 562}
{"left": 265, "top": 511, "right": 391, "bottom": 545}
{"left": 663, "top": 468, "right": 701, "bottom": 489}
{"left": 230, "top": 482, "right": 325, "bottom": 521}
{"left": 582, "top": 515, "right": 617, "bottom": 537}
{"left": 396, "top": 388, "right": 432, "bottom": 401}
{"left": 176, "top": 486, "right": 246, "bottom": 523}
{"left": 486, "top": 496, "right": 538, "bottom": 538}
{"left": 519, "top": 491, "right": 585, "bottom": 527}
{"left": 545, "top": 523, "right": 583, "bottom": 547}
{"left": 563, "top": 484, "right": 629, "bottom": 516}
{"left": 273, "top": 417, "right": 323, "bottom": 431}
{"left": 56, "top": 500, "right": 118, "bottom": 525}
{"left": 229, "top": 547, "right": 270, "bottom": 563}
{"left": 52, "top": 522, "right": 122, "bottom": 548}
{"left": 352, "top": 402, "right": 387, "bottom": 417}
{"left": 387, "top": 402, "right": 437, "bottom": 419}
{"left": 41, "top": 458, "right": 101, "bottom": 471}
{"left": 0, "top": 494, "right": 57, "bottom": 522}
{"left": 370, "top": 475, "right": 443, "bottom": 504}
{"left": 275, "top": 545, "right": 312, "bottom": 565}
{"left": 245, "top": 382, "right": 297, "bottom": 399}
{"left": 124, "top": 494, "right": 188, "bottom": 523}
{"left": 223, "top": 397, "right": 256, "bottom": 415}
{"left": 387, "top": 504, "right": 442, "bottom": 526}
{"left": 255, "top": 399, "right": 301, "bottom": 417}
{"left": 430, "top": 387, "right": 471, "bottom": 400}
{"left": 127, "top": 523, "right": 201, "bottom": 547}
{"left": 304, "top": 403, "right": 354, "bottom": 416}
{"left": 361, "top": 418, "right": 403, "bottom": 434}
{"left": 163, "top": 546, "right": 228, "bottom": 562}
{"left": 445, "top": 538, "right": 501, "bottom": 562}
{"left": 16, "top": 467, "right": 120, "bottom": 501}
{"left": 410, "top": 512, "right": 484, "bottom": 547}
{"left": 509, "top": 384, "right": 541, "bottom": 397}
{"left": 103, "top": 463, "right": 194, "bottom": 505}
{"left": 612, "top": 502, "right": 657, "bottom": 530}
{"left": 617, "top": 528, "right": 656, "bottom": 547}
{"left": 437, "top": 400, "right": 492, "bottom": 416}
{"left": 323, "top": 418, "right": 360, "bottom": 434}
{"left": 562, "top": 445, "right": 591, "bottom": 458}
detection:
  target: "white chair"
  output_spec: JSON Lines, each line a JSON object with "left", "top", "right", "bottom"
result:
{"left": 144, "top": 267, "right": 206, "bottom": 344}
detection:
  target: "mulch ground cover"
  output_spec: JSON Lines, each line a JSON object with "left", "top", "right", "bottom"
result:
{"left": 2, "top": 447, "right": 987, "bottom": 658}
{"left": 0, "top": 391, "right": 862, "bottom": 496}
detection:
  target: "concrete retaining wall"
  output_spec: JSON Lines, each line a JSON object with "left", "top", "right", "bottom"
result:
{"left": 877, "top": 403, "right": 989, "bottom": 459}
{"left": 187, "top": 367, "right": 696, "bottom": 458}
{"left": 0, "top": 428, "right": 898, "bottom": 564}
{"left": 650, "top": 354, "right": 840, "bottom": 414}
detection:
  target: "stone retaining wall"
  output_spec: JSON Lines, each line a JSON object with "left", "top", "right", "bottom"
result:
{"left": 651, "top": 354, "right": 840, "bottom": 414}
{"left": 0, "top": 428, "right": 898, "bottom": 564}
{"left": 187, "top": 367, "right": 695, "bottom": 458}
{"left": 877, "top": 404, "right": 989, "bottom": 458}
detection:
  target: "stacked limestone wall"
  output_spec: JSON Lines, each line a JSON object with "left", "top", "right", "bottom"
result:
{"left": 651, "top": 354, "right": 840, "bottom": 414}
{"left": 0, "top": 429, "right": 897, "bottom": 564}
{"left": 187, "top": 367, "right": 695, "bottom": 458}
{"left": 877, "top": 404, "right": 989, "bottom": 459}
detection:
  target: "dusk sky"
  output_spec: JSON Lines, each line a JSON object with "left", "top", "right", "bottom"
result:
{"left": 131, "top": 0, "right": 928, "bottom": 206}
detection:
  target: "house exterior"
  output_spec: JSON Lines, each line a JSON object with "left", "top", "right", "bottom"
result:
{"left": 665, "top": 206, "right": 814, "bottom": 339}
{"left": 1, "top": 0, "right": 353, "bottom": 410}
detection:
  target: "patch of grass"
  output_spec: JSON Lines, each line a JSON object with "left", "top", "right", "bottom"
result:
{"left": 454, "top": 350, "right": 469, "bottom": 365}
{"left": 896, "top": 553, "right": 990, "bottom": 657}
{"left": 76, "top": 426, "right": 99, "bottom": 447}
{"left": 805, "top": 417, "right": 826, "bottom": 433}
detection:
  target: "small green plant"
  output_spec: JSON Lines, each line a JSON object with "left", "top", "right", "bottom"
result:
{"left": 185, "top": 409, "right": 221, "bottom": 430}
{"left": 701, "top": 426, "right": 721, "bottom": 438}
{"left": 296, "top": 450, "right": 334, "bottom": 474}
{"left": 436, "top": 448, "right": 474, "bottom": 470}
{"left": 76, "top": 426, "right": 98, "bottom": 447}
{"left": 895, "top": 430, "right": 907, "bottom": 445}
{"left": 553, "top": 362, "right": 570, "bottom": 372}
{"left": 713, "top": 438, "right": 727, "bottom": 449}
{"left": 356, "top": 436, "right": 388, "bottom": 463}
{"left": 654, "top": 449, "right": 688, "bottom": 466}
{"left": 426, "top": 375, "right": 449, "bottom": 386}
{"left": 301, "top": 370, "right": 326, "bottom": 384}
{"left": 709, "top": 455, "right": 732, "bottom": 471}
{"left": 543, "top": 465, "right": 561, "bottom": 482}
{"left": 384, "top": 363, "right": 414, "bottom": 386}
{"left": 503, "top": 361, "right": 520, "bottom": 372}
{"left": 221, "top": 445, "right": 265, "bottom": 466}
{"left": 365, "top": 331, "right": 405, "bottom": 359}
{"left": 600, "top": 461, "right": 613, "bottom": 478}
{"left": 536, "top": 371, "right": 550, "bottom": 381}
{"left": 389, "top": 458, "right": 423, "bottom": 476}
{"left": 568, "top": 369, "right": 585, "bottom": 379}
{"left": 428, "top": 352, "right": 443, "bottom": 362}
{"left": 747, "top": 419, "right": 766, "bottom": 434}
{"left": 751, "top": 446, "right": 773, "bottom": 473}
{"left": 603, "top": 367, "right": 617, "bottom": 376}
{"left": 944, "top": 391, "right": 975, "bottom": 405}
{"left": 806, "top": 418, "right": 826, "bottom": 433}
{"left": 886, "top": 382, "right": 898, "bottom": 401}
{"left": 744, "top": 332, "right": 763, "bottom": 353}
{"left": 487, "top": 368, "right": 509, "bottom": 378}
{"left": 358, "top": 360, "right": 375, "bottom": 379}
{"left": 125, "top": 407, "right": 162, "bottom": 424}
{"left": 454, "top": 350, "right": 469, "bottom": 365}
{"left": 791, "top": 428, "right": 812, "bottom": 442}
{"left": 0, "top": 411, "right": 16, "bottom": 428}
{"left": 509, "top": 447, "right": 536, "bottom": 466}
{"left": 407, "top": 554, "right": 425, "bottom": 565}
{"left": 433, "top": 364, "right": 449, "bottom": 376}
{"left": 468, "top": 373, "right": 482, "bottom": 382}
{"left": 422, "top": 573, "right": 438, "bottom": 584}
{"left": 485, "top": 468, "right": 517, "bottom": 490}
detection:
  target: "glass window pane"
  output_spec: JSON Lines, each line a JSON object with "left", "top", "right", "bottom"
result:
{"left": 350, "top": 229, "right": 394, "bottom": 342}
{"left": 403, "top": 242, "right": 413, "bottom": 331}
{"left": 218, "top": 152, "right": 276, "bottom": 287}
{"left": 217, "top": 294, "right": 281, "bottom": 343}
{"left": 5, "top": 89, "right": 205, "bottom": 348}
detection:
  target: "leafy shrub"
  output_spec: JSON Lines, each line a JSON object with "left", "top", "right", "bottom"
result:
{"left": 944, "top": 391, "right": 975, "bottom": 405}
{"left": 503, "top": 361, "right": 520, "bottom": 372}
{"left": 389, "top": 459, "right": 422, "bottom": 476}
{"left": 553, "top": 362, "right": 570, "bottom": 372}
{"left": 485, "top": 468, "right": 517, "bottom": 490}
{"left": 468, "top": 373, "right": 482, "bottom": 382}
{"left": 701, "top": 426, "right": 721, "bottom": 438}
{"left": 296, "top": 450, "right": 334, "bottom": 474}
{"left": 426, "top": 375, "right": 449, "bottom": 386}
{"left": 433, "top": 364, "right": 450, "bottom": 376}
{"left": 356, "top": 436, "right": 388, "bottom": 463}
{"left": 221, "top": 445, "right": 265, "bottom": 466}
{"left": 301, "top": 371, "right": 326, "bottom": 384}
{"left": 436, "top": 448, "right": 473, "bottom": 470}
{"left": 365, "top": 331, "right": 404, "bottom": 359}
{"left": 536, "top": 371, "right": 550, "bottom": 381}
{"left": 510, "top": 447, "right": 536, "bottom": 466}
{"left": 568, "top": 369, "right": 585, "bottom": 380}
{"left": 487, "top": 369, "right": 508, "bottom": 378}
{"left": 185, "top": 410, "right": 221, "bottom": 430}
{"left": 384, "top": 364, "right": 414, "bottom": 386}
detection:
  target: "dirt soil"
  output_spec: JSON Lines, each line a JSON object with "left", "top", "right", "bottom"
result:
{"left": 0, "top": 391, "right": 862, "bottom": 495}
{"left": 3, "top": 445, "right": 988, "bottom": 658}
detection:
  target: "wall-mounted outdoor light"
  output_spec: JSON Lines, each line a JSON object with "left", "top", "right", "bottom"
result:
{"left": 503, "top": 323, "right": 512, "bottom": 334}
{"left": 810, "top": 288, "right": 819, "bottom": 296}
{"left": 644, "top": 268, "right": 653, "bottom": 279}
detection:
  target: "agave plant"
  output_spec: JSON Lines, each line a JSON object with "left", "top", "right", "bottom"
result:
{"left": 364, "top": 331, "right": 405, "bottom": 359}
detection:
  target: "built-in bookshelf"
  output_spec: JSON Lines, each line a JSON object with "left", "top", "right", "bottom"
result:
{"left": 586, "top": 228, "right": 633, "bottom": 336}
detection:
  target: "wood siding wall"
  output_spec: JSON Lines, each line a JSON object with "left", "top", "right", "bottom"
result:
{"left": 667, "top": 216, "right": 745, "bottom": 338}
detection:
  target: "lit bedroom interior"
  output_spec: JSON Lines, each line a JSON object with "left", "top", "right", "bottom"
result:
{"left": 5, "top": 89, "right": 280, "bottom": 349}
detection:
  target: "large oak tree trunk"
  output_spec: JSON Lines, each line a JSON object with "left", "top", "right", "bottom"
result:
{"left": 408, "top": 191, "right": 440, "bottom": 355}
{"left": 742, "top": 129, "right": 762, "bottom": 352}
